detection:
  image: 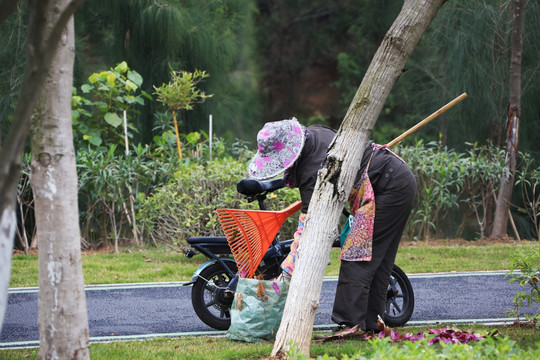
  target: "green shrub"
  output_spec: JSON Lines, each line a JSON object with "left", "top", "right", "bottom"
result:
{"left": 303, "top": 337, "right": 540, "bottom": 360}
{"left": 506, "top": 247, "right": 540, "bottom": 326}
{"left": 77, "top": 144, "right": 176, "bottom": 249}
{"left": 137, "top": 157, "right": 301, "bottom": 250}
{"left": 516, "top": 153, "right": 540, "bottom": 241}
{"left": 14, "top": 138, "right": 539, "bottom": 251}
{"left": 397, "top": 142, "right": 507, "bottom": 241}
{"left": 72, "top": 61, "right": 150, "bottom": 149}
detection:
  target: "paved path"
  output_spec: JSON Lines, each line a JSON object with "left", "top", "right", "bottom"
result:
{"left": 1, "top": 271, "right": 538, "bottom": 348}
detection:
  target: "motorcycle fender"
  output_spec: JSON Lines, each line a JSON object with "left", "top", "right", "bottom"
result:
{"left": 183, "top": 258, "right": 237, "bottom": 286}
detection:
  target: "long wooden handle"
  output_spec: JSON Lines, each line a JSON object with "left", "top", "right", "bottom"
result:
{"left": 386, "top": 92, "right": 468, "bottom": 148}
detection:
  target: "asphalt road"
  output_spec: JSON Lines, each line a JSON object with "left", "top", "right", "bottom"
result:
{"left": 1, "top": 271, "right": 538, "bottom": 348}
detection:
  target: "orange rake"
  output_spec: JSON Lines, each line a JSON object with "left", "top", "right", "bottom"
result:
{"left": 216, "top": 201, "right": 302, "bottom": 278}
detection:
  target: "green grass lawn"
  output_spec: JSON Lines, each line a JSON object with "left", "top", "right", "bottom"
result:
{"left": 1, "top": 325, "right": 539, "bottom": 359}
{"left": 9, "top": 240, "right": 539, "bottom": 287}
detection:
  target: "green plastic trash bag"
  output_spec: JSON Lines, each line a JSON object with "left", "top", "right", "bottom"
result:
{"left": 227, "top": 278, "right": 289, "bottom": 342}
{"left": 340, "top": 214, "right": 355, "bottom": 248}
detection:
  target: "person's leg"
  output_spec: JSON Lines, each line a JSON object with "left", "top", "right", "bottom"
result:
{"left": 365, "top": 171, "right": 417, "bottom": 329}
{"left": 331, "top": 216, "right": 400, "bottom": 329}
{"left": 332, "top": 165, "right": 417, "bottom": 329}
{"left": 364, "top": 214, "right": 406, "bottom": 330}
{"left": 331, "top": 260, "right": 376, "bottom": 329}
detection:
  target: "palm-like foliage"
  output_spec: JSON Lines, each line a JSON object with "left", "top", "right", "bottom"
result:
{"left": 402, "top": 0, "right": 540, "bottom": 151}
{"left": 0, "top": 5, "right": 26, "bottom": 145}
{"left": 75, "top": 0, "right": 260, "bottom": 142}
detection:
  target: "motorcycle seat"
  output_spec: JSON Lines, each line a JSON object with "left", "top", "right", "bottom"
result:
{"left": 187, "top": 236, "right": 228, "bottom": 245}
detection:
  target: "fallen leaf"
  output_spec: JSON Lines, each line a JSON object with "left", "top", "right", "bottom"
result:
{"left": 272, "top": 281, "right": 280, "bottom": 296}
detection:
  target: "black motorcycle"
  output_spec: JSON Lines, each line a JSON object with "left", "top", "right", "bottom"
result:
{"left": 183, "top": 178, "right": 414, "bottom": 330}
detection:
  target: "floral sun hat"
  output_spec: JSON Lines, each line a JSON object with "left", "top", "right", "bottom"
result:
{"left": 248, "top": 118, "right": 306, "bottom": 180}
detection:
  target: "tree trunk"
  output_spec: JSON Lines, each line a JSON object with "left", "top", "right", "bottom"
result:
{"left": 29, "top": 1, "right": 90, "bottom": 358}
{"left": 491, "top": 0, "right": 523, "bottom": 238}
{"left": 0, "top": 0, "right": 84, "bottom": 334}
{"left": 0, "top": 197, "right": 16, "bottom": 335}
{"left": 271, "top": 0, "right": 445, "bottom": 357}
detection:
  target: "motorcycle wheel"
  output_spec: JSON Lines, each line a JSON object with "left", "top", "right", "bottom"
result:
{"left": 191, "top": 262, "right": 237, "bottom": 330}
{"left": 384, "top": 265, "right": 414, "bottom": 327}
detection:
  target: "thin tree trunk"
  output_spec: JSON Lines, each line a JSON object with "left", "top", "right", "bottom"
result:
{"left": 0, "top": 202, "right": 16, "bottom": 335}
{"left": 0, "top": 0, "right": 84, "bottom": 334}
{"left": 491, "top": 0, "right": 523, "bottom": 238}
{"left": 16, "top": 194, "right": 30, "bottom": 254}
{"left": 271, "top": 0, "right": 445, "bottom": 357}
{"left": 30, "top": 1, "right": 90, "bottom": 358}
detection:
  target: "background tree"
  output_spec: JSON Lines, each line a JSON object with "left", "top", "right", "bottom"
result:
{"left": 31, "top": 1, "right": 90, "bottom": 356}
{"left": 0, "top": 0, "right": 87, "bottom": 350}
{"left": 0, "top": 1, "right": 26, "bottom": 145}
{"left": 74, "top": 0, "right": 260, "bottom": 142}
{"left": 254, "top": 0, "right": 540, "bottom": 156}
{"left": 1, "top": 1, "right": 538, "bottom": 258}
{"left": 271, "top": 0, "right": 446, "bottom": 357}
{"left": 153, "top": 69, "right": 213, "bottom": 160}
{"left": 254, "top": 0, "right": 404, "bottom": 128}
{"left": 491, "top": 0, "right": 525, "bottom": 237}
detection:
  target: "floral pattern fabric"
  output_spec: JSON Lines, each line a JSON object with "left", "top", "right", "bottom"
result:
{"left": 248, "top": 118, "right": 306, "bottom": 180}
{"left": 281, "top": 212, "right": 306, "bottom": 274}
{"left": 340, "top": 168, "right": 375, "bottom": 262}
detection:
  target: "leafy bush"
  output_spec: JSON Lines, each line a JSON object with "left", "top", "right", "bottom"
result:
{"left": 506, "top": 247, "right": 540, "bottom": 326}
{"left": 137, "top": 156, "right": 300, "bottom": 250}
{"left": 339, "top": 336, "right": 537, "bottom": 360}
{"left": 77, "top": 144, "right": 176, "bottom": 250}
{"left": 516, "top": 153, "right": 540, "bottom": 241}
{"left": 72, "top": 61, "right": 150, "bottom": 149}
{"left": 14, "top": 138, "right": 539, "bottom": 250}
{"left": 289, "top": 336, "right": 540, "bottom": 360}
{"left": 397, "top": 142, "right": 507, "bottom": 241}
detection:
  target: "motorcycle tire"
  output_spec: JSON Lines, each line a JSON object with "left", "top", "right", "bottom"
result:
{"left": 384, "top": 265, "right": 414, "bottom": 327}
{"left": 191, "top": 262, "right": 237, "bottom": 330}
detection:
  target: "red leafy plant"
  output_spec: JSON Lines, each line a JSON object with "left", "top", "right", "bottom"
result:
{"left": 366, "top": 326, "right": 499, "bottom": 345}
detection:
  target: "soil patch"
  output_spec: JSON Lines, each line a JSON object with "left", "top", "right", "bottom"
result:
{"left": 399, "top": 236, "right": 521, "bottom": 247}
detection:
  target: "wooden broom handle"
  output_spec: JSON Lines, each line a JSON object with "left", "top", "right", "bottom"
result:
{"left": 386, "top": 92, "right": 468, "bottom": 148}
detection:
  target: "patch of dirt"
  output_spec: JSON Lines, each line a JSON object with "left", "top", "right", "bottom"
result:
{"left": 399, "top": 236, "right": 522, "bottom": 247}
{"left": 511, "top": 320, "right": 538, "bottom": 329}
{"left": 12, "top": 248, "right": 38, "bottom": 256}
{"left": 260, "top": 353, "right": 289, "bottom": 360}
{"left": 13, "top": 245, "right": 118, "bottom": 257}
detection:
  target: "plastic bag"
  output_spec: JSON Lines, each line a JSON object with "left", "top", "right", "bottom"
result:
{"left": 227, "top": 278, "right": 289, "bottom": 342}
{"left": 339, "top": 214, "right": 355, "bottom": 248}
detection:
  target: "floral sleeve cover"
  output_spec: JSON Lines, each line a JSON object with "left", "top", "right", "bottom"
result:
{"left": 280, "top": 212, "right": 306, "bottom": 275}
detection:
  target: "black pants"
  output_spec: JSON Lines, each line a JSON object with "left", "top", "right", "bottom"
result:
{"left": 331, "top": 165, "right": 417, "bottom": 330}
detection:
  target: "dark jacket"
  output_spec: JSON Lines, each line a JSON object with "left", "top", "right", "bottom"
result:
{"left": 288, "top": 125, "right": 408, "bottom": 213}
